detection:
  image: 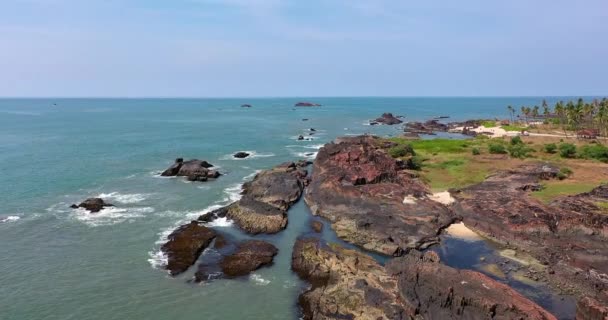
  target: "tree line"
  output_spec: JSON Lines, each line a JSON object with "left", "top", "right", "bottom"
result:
{"left": 506, "top": 98, "right": 608, "bottom": 136}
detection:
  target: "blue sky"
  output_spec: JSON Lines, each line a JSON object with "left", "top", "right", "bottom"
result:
{"left": 0, "top": 0, "right": 607, "bottom": 97}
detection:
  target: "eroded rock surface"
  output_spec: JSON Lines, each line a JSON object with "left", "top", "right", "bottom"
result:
{"left": 305, "top": 136, "right": 454, "bottom": 255}
{"left": 451, "top": 164, "right": 608, "bottom": 312}
{"left": 160, "top": 158, "right": 219, "bottom": 182}
{"left": 220, "top": 240, "right": 278, "bottom": 277}
{"left": 161, "top": 221, "right": 216, "bottom": 275}
{"left": 199, "top": 161, "right": 309, "bottom": 234}
{"left": 373, "top": 113, "right": 403, "bottom": 125}
{"left": 292, "top": 237, "right": 556, "bottom": 320}
{"left": 70, "top": 198, "right": 113, "bottom": 213}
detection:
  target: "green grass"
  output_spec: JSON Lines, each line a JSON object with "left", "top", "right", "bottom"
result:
{"left": 531, "top": 183, "right": 598, "bottom": 203}
{"left": 595, "top": 202, "right": 608, "bottom": 210}
{"left": 481, "top": 120, "right": 497, "bottom": 128}
{"left": 404, "top": 139, "right": 472, "bottom": 154}
{"left": 501, "top": 124, "right": 529, "bottom": 132}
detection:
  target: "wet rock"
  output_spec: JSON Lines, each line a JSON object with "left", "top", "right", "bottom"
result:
{"left": 233, "top": 151, "right": 250, "bottom": 159}
{"left": 298, "top": 135, "right": 305, "bottom": 141}
{"left": 220, "top": 240, "right": 278, "bottom": 277}
{"left": 452, "top": 164, "right": 608, "bottom": 307}
{"left": 161, "top": 221, "right": 216, "bottom": 276}
{"left": 386, "top": 251, "right": 558, "bottom": 320}
{"left": 373, "top": 112, "right": 403, "bottom": 125}
{"left": 310, "top": 220, "right": 323, "bottom": 233}
{"left": 160, "top": 158, "right": 218, "bottom": 181}
{"left": 404, "top": 119, "right": 448, "bottom": 134}
{"left": 305, "top": 135, "right": 454, "bottom": 255}
{"left": 71, "top": 198, "right": 113, "bottom": 213}
{"left": 295, "top": 102, "right": 321, "bottom": 107}
{"left": 241, "top": 104, "right": 252, "bottom": 108}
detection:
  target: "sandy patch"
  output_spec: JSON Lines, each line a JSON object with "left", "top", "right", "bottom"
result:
{"left": 402, "top": 195, "right": 417, "bottom": 204}
{"left": 429, "top": 191, "right": 455, "bottom": 205}
{"left": 454, "top": 125, "right": 519, "bottom": 138}
{"left": 444, "top": 222, "right": 483, "bottom": 242}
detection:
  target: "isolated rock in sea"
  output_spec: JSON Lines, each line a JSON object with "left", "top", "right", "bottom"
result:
{"left": 305, "top": 135, "right": 454, "bottom": 255}
{"left": 373, "top": 112, "right": 403, "bottom": 125}
{"left": 386, "top": 250, "right": 558, "bottom": 320}
{"left": 310, "top": 220, "right": 323, "bottom": 233}
{"left": 297, "top": 135, "right": 305, "bottom": 141}
{"left": 292, "top": 237, "right": 554, "bottom": 320}
{"left": 160, "top": 158, "right": 219, "bottom": 182}
{"left": 233, "top": 151, "right": 250, "bottom": 159}
{"left": 241, "top": 104, "right": 252, "bottom": 108}
{"left": 70, "top": 198, "right": 113, "bottom": 213}
{"left": 452, "top": 164, "right": 608, "bottom": 308}
{"left": 161, "top": 221, "right": 216, "bottom": 276}
{"left": 295, "top": 102, "right": 321, "bottom": 107}
{"left": 220, "top": 240, "right": 278, "bottom": 277}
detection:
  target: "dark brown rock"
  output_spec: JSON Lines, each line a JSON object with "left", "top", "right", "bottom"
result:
{"left": 373, "top": 113, "right": 403, "bottom": 125}
{"left": 233, "top": 152, "right": 250, "bottom": 159}
{"left": 160, "top": 158, "right": 218, "bottom": 181}
{"left": 161, "top": 221, "right": 216, "bottom": 276}
{"left": 576, "top": 296, "right": 608, "bottom": 320}
{"left": 295, "top": 102, "right": 321, "bottom": 107}
{"left": 305, "top": 135, "right": 454, "bottom": 255}
{"left": 220, "top": 240, "right": 278, "bottom": 277}
{"left": 71, "top": 198, "right": 113, "bottom": 213}
{"left": 224, "top": 197, "right": 287, "bottom": 234}
{"left": 311, "top": 220, "right": 323, "bottom": 233}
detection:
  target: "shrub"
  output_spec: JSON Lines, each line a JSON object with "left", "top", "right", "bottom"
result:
{"left": 557, "top": 167, "right": 573, "bottom": 180}
{"left": 544, "top": 143, "right": 557, "bottom": 154}
{"left": 489, "top": 143, "right": 507, "bottom": 154}
{"left": 389, "top": 144, "right": 415, "bottom": 158}
{"left": 579, "top": 144, "right": 608, "bottom": 163}
{"left": 472, "top": 147, "right": 481, "bottom": 155}
{"left": 406, "top": 156, "right": 423, "bottom": 170}
{"left": 510, "top": 136, "right": 523, "bottom": 145}
{"left": 508, "top": 144, "right": 534, "bottom": 159}
{"left": 559, "top": 143, "right": 577, "bottom": 158}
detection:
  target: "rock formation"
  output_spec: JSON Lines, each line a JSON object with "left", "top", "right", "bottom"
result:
{"left": 295, "top": 102, "right": 321, "bottom": 107}
{"left": 373, "top": 113, "right": 403, "bottom": 125}
{"left": 161, "top": 158, "right": 220, "bottom": 182}
{"left": 233, "top": 152, "right": 250, "bottom": 159}
{"left": 220, "top": 240, "right": 278, "bottom": 277}
{"left": 70, "top": 198, "right": 113, "bottom": 213}
{"left": 161, "top": 221, "right": 216, "bottom": 275}
{"left": 305, "top": 136, "right": 454, "bottom": 255}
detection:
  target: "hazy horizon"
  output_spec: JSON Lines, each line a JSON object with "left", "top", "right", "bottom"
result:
{"left": 1, "top": 0, "right": 607, "bottom": 97}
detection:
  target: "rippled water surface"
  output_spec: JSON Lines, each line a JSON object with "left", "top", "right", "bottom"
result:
{"left": 0, "top": 97, "right": 589, "bottom": 319}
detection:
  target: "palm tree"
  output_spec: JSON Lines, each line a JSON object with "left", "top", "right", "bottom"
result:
{"left": 507, "top": 105, "right": 514, "bottom": 123}
{"left": 532, "top": 105, "right": 540, "bottom": 119}
{"left": 555, "top": 101, "right": 567, "bottom": 136}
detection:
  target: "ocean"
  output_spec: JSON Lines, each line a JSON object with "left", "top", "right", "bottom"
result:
{"left": 0, "top": 97, "right": 589, "bottom": 319}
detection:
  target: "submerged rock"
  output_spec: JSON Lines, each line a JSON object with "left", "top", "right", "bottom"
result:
{"left": 160, "top": 158, "right": 219, "bottom": 182}
{"left": 292, "top": 237, "right": 555, "bottom": 320}
{"left": 220, "top": 240, "right": 278, "bottom": 277}
{"left": 161, "top": 221, "right": 216, "bottom": 276}
{"left": 233, "top": 151, "right": 250, "bottom": 159}
{"left": 373, "top": 112, "right": 403, "bottom": 125}
{"left": 241, "top": 104, "right": 252, "bottom": 108}
{"left": 305, "top": 135, "right": 454, "bottom": 255}
{"left": 310, "top": 220, "right": 323, "bottom": 233}
{"left": 70, "top": 198, "right": 113, "bottom": 213}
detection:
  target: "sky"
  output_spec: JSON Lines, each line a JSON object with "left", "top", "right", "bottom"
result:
{"left": 0, "top": 0, "right": 607, "bottom": 97}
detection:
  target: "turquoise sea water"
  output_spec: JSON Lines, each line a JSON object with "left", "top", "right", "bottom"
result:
{"left": 0, "top": 97, "right": 593, "bottom": 319}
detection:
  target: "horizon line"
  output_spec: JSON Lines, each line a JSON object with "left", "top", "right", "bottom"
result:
{"left": 0, "top": 95, "right": 606, "bottom": 99}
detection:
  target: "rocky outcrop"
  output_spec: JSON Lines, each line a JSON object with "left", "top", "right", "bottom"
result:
{"left": 310, "top": 220, "right": 323, "bottom": 233}
{"left": 241, "top": 104, "right": 252, "bottom": 108}
{"left": 295, "top": 102, "right": 321, "bottom": 107}
{"left": 199, "top": 161, "right": 309, "bottom": 234}
{"left": 220, "top": 240, "right": 278, "bottom": 277}
{"left": 373, "top": 113, "right": 403, "bottom": 125}
{"left": 292, "top": 237, "right": 556, "bottom": 320}
{"left": 386, "top": 250, "right": 558, "bottom": 320}
{"left": 161, "top": 158, "right": 220, "bottom": 182}
{"left": 451, "top": 164, "right": 608, "bottom": 310}
{"left": 233, "top": 152, "right": 250, "bottom": 159}
{"left": 404, "top": 120, "right": 448, "bottom": 135}
{"left": 305, "top": 136, "right": 454, "bottom": 255}
{"left": 70, "top": 198, "right": 113, "bottom": 213}
{"left": 161, "top": 221, "right": 216, "bottom": 275}
{"left": 576, "top": 296, "right": 608, "bottom": 320}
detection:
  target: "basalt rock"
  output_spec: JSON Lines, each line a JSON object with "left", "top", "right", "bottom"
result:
{"left": 233, "top": 151, "right": 250, "bottom": 159}
{"left": 220, "top": 240, "right": 278, "bottom": 277}
{"left": 373, "top": 113, "right": 403, "bottom": 125}
{"left": 161, "top": 221, "right": 216, "bottom": 276}
{"left": 70, "top": 198, "right": 113, "bottom": 213}
{"left": 292, "top": 237, "right": 555, "bottom": 320}
{"left": 386, "top": 251, "right": 558, "bottom": 320}
{"left": 295, "top": 102, "right": 321, "bottom": 107}
{"left": 160, "top": 158, "right": 218, "bottom": 181}
{"left": 451, "top": 164, "right": 608, "bottom": 309}
{"left": 305, "top": 135, "right": 454, "bottom": 255}
{"left": 404, "top": 120, "right": 448, "bottom": 135}
{"left": 199, "top": 161, "right": 309, "bottom": 234}
{"left": 310, "top": 220, "right": 323, "bottom": 233}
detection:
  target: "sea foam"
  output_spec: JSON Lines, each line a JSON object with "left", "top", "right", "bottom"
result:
{"left": 0, "top": 215, "right": 21, "bottom": 223}
{"left": 96, "top": 192, "right": 149, "bottom": 204}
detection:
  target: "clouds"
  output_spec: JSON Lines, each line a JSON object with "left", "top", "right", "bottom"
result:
{"left": 0, "top": 0, "right": 606, "bottom": 96}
